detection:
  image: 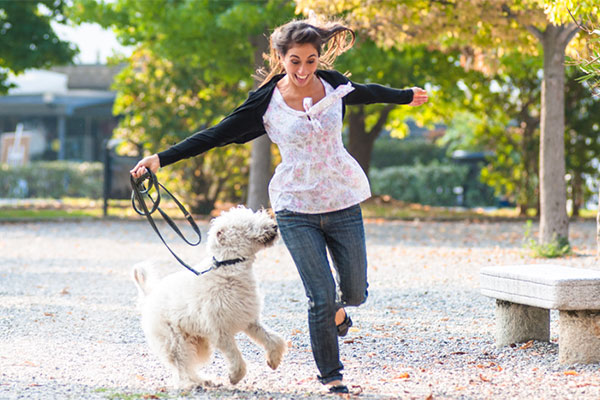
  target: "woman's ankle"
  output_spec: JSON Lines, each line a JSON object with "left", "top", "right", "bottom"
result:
{"left": 335, "top": 308, "right": 346, "bottom": 325}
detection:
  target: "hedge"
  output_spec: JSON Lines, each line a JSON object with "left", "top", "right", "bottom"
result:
{"left": 0, "top": 161, "right": 103, "bottom": 199}
{"left": 370, "top": 162, "right": 472, "bottom": 207}
{"left": 371, "top": 139, "right": 447, "bottom": 169}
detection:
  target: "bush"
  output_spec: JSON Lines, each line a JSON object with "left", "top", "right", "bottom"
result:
{"left": 369, "top": 162, "right": 470, "bottom": 206}
{"left": 0, "top": 161, "right": 103, "bottom": 199}
{"left": 371, "top": 139, "right": 447, "bottom": 169}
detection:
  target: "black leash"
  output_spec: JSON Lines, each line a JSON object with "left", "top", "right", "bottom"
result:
{"left": 130, "top": 170, "right": 204, "bottom": 275}
{"left": 130, "top": 170, "right": 247, "bottom": 275}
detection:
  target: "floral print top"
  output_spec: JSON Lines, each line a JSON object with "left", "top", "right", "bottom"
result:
{"left": 263, "top": 78, "right": 371, "bottom": 213}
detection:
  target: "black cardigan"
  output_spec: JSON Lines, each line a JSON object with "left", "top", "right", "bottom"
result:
{"left": 158, "top": 69, "right": 414, "bottom": 167}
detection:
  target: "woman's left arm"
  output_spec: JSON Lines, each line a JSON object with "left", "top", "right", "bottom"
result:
{"left": 409, "top": 87, "right": 428, "bottom": 107}
{"left": 345, "top": 81, "right": 428, "bottom": 107}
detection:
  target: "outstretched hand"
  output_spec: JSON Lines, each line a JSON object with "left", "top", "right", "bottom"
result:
{"left": 409, "top": 87, "right": 428, "bottom": 107}
{"left": 130, "top": 154, "right": 160, "bottom": 179}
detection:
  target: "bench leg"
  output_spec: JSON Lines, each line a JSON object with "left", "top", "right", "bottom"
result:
{"left": 559, "top": 310, "right": 600, "bottom": 364}
{"left": 495, "top": 300, "right": 550, "bottom": 347}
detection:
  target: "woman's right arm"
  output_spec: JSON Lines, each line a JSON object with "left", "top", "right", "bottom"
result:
{"left": 130, "top": 154, "right": 160, "bottom": 179}
{"left": 129, "top": 90, "right": 268, "bottom": 178}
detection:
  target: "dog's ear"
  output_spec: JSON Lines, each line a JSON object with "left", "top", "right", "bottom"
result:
{"left": 216, "top": 228, "right": 227, "bottom": 245}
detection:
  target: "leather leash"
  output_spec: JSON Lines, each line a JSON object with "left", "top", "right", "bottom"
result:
{"left": 130, "top": 170, "right": 204, "bottom": 275}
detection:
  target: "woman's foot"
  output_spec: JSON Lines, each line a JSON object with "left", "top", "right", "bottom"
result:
{"left": 335, "top": 308, "right": 353, "bottom": 337}
{"left": 327, "top": 380, "right": 349, "bottom": 394}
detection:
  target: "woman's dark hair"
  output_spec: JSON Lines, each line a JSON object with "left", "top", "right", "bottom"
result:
{"left": 257, "top": 16, "right": 355, "bottom": 85}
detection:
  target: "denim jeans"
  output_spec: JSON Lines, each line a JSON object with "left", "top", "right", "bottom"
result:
{"left": 275, "top": 204, "right": 369, "bottom": 384}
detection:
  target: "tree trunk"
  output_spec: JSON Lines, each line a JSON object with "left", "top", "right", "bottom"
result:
{"left": 247, "top": 33, "right": 272, "bottom": 211}
{"left": 537, "top": 24, "right": 577, "bottom": 245}
{"left": 597, "top": 183, "right": 600, "bottom": 257}
{"left": 347, "top": 107, "right": 372, "bottom": 175}
{"left": 571, "top": 173, "right": 583, "bottom": 218}
{"left": 347, "top": 105, "right": 395, "bottom": 177}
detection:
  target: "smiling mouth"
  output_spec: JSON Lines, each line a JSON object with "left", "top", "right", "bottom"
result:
{"left": 295, "top": 74, "right": 309, "bottom": 81}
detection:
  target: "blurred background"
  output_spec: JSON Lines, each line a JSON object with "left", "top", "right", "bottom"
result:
{"left": 0, "top": 0, "right": 599, "bottom": 227}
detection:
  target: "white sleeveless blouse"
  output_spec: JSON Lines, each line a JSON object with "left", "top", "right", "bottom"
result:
{"left": 262, "top": 78, "right": 371, "bottom": 213}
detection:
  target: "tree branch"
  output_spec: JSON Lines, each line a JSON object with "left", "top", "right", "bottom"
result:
{"left": 501, "top": 3, "right": 544, "bottom": 41}
{"left": 367, "top": 105, "right": 395, "bottom": 137}
{"left": 567, "top": 7, "right": 592, "bottom": 34}
{"left": 525, "top": 25, "right": 544, "bottom": 42}
{"left": 559, "top": 23, "right": 580, "bottom": 47}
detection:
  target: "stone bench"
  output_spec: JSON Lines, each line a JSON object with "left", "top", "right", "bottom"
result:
{"left": 480, "top": 264, "right": 600, "bottom": 364}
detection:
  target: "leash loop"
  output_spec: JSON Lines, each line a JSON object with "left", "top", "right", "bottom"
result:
{"left": 130, "top": 170, "right": 202, "bottom": 275}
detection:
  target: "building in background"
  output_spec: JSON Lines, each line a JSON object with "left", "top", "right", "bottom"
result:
{"left": 0, "top": 64, "right": 123, "bottom": 163}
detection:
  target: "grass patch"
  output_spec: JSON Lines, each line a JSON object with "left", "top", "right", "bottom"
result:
{"left": 523, "top": 220, "right": 572, "bottom": 258}
{"left": 361, "top": 196, "right": 521, "bottom": 221}
{"left": 0, "top": 196, "right": 597, "bottom": 222}
{"left": 94, "top": 388, "right": 173, "bottom": 400}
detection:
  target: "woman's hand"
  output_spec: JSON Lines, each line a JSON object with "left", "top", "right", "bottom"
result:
{"left": 130, "top": 154, "right": 160, "bottom": 179}
{"left": 409, "top": 87, "right": 428, "bottom": 107}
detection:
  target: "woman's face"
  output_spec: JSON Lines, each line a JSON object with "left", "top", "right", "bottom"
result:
{"left": 281, "top": 43, "right": 319, "bottom": 88}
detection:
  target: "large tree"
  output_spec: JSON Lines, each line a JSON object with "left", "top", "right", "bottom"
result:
{"left": 298, "top": 0, "right": 594, "bottom": 246}
{"left": 335, "top": 41, "right": 476, "bottom": 176}
{"left": 71, "top": 0, "right": 294, "bottom": 210}
{"left": 0, "top": 0, "right": 76, "bottom": 93}
{"left": 441, "top": 52, "right": 543, "bottom": 216}
{"left": 111, "top": 47, "right": 251, "bottom": 213}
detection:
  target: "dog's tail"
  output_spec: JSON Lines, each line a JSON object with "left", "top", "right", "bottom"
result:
{"left": 132, "top": 264, "right": 152, "bottom": 297}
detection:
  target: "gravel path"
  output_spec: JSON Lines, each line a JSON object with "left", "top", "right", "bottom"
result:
{"left": 1, "top": 218, "right": 600, "bottom": 399}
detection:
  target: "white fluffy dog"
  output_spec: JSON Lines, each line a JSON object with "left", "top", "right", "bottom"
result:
{"left": 132, "top": 206, "right": 286, "bottom": 389}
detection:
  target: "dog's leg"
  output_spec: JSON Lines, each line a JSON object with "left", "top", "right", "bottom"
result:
{"left": 244, "top": 322, "right": 286, "bottom": 370}
{"left": 216, "top": 334, "right": 247, "bottom": 385}
{"left": 147, "top": 325, "right": 211, "bottom": 390}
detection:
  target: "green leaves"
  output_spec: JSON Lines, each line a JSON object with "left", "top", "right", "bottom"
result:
{"left": 0, "top": 0, "right": 77, "bottom": 92}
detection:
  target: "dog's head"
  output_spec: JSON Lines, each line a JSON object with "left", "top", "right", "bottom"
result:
{"left": 207, "top": 206, "right": 279, "bottom": 260}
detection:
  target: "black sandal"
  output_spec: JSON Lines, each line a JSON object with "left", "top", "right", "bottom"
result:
{"left": 329, "top": 384, "right": 349, "bottom": 394}
{"left": 336, "top": 311, "right": 353, "bottom": 337}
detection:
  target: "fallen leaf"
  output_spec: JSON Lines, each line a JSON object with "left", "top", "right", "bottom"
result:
{"left": 479, "top": 374, "right": 490, "bottom": 382}
{"left": 519, "top": 340, "right": 534, "bottom": 350}
{"left": 394, "top": 372, "right": 410, "bottom": 379}
{"left": 44, "top": 312, "right": 54, "bottom": 317}
{"left": 564, "top": 370, "right": 579, "bottom": 376}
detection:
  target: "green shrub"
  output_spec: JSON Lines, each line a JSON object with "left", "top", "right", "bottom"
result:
{"left": 0, "top": 161, "right": 103, "bottom": 199}
{"left": 523, "top": 220, "right": 572, "bottom": 258}
{"left": 369, "top": 162, "right": 470, "bottom": 206}
{"left": 371, "top": 139, "right": 447, "bottom": 169}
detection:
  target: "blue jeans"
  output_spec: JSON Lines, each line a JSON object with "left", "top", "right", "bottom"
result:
{"left": 275, "top": 204, "right": 369, "bottom": 384}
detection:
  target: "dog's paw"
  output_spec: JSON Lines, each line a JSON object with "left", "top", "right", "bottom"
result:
{"left": 228, "top": 361, "right": 247, "bottom": 385}
{"left": 266, "top": 335, "right": 287, "bottom": 370}
{"left": 176, "top": 378, "right": 214, "bottom": 391}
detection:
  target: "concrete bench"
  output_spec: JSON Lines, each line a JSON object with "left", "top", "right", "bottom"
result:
{"left": 480, "top": 264, "right": 600, "bottom": 364}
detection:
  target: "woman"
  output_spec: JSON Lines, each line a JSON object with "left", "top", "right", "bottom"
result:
{"left": 131, "top": 17, "right": 428, "bottom": 394}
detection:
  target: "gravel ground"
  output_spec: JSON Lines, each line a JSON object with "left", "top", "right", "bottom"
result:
{"left": 1, "top": 217, "right": 600, "bottom": 400}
